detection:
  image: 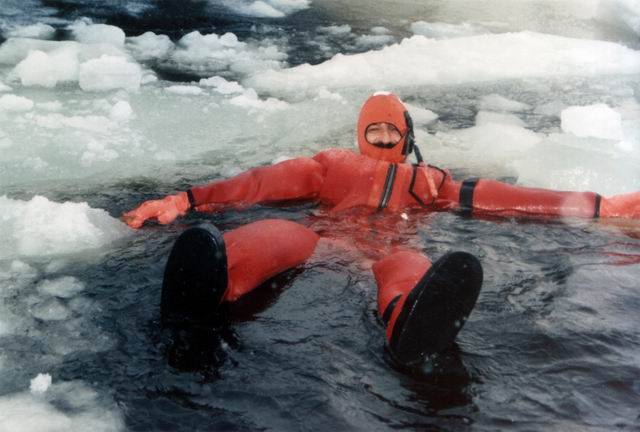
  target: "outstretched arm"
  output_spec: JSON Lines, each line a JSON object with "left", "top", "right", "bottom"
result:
{"left": 122, "top": 157, "right": 325, "bottom": 229}
{"left": 442, "top": 178, "right": 640, "bottom": 219}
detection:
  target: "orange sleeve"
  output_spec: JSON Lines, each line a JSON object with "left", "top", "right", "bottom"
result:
{"left": 189, "top": 157, "right": 325, "bottom": 211}
{"left": 457, "top": 178, "right": 600, "bottom": 218}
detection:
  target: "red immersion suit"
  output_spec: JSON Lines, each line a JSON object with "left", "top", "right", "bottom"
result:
{"left": 124, "top": 93, "right": 640, "bottom": 365}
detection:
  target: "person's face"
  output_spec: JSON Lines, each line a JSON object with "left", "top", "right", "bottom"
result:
{"left": 365, "top": 122, "right": 402, "bottom": 148}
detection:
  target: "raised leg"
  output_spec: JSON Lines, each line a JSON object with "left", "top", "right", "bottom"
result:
{"left": 161, "top": 219, "right": 319, "bottom": 325}
{"left": 373, "top": 250, "right": 483, "bottom": 367}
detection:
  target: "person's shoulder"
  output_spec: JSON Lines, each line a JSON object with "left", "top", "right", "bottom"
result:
{"left": 313, "top": 148, "right": 357, "bottom": 163}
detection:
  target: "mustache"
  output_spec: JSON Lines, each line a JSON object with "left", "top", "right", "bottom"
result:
{"left": 370, "top": 141, "right": 399, "bottom": 149}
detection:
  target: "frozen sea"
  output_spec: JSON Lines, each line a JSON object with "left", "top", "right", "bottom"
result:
{"left": 1, "top": 1, "right": 640, "bottom": 431}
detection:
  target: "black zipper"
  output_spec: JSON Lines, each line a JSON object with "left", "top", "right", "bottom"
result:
{"left": 378, "top": 164, "right": 397, "bottom": 210}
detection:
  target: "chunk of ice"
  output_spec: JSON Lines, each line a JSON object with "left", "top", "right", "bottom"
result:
{"left": 0, "top": 195, "right": 130, "bottom": 260}
{"left": 0, "top": 94, "right": 34, "bottom": 111}
{"left": 30, "top": 374, "right": 52, "bottom": 395}
{"left": 109, "top": 101, "right": 133, "bottom": 121}
{"left": 4, "top": 23, "right": 56, "bottom": 40}
{"left": 0, "top": 382, "right": 124, "bottom": 432}
{"left": 405, "top": 103, "right": 438, "bottom": 125}
{"left": 224, "top": 0, "right": 310, "bottom": 18}
{"left": 317, "top": 25, "right": 352, "bottom": 36}
{"left": 199, "top": 76, "right": 244, "bottom": 95}
{"left": 31, "top": 298, "right": 71, "bottom": 321}
{"left": 560, "top": 104, "right": 624, "bottom": 140}
{"left": 37, "top": 277, "right": 85, "bottom": 299}
{"left": 80, "top": 140, "right": 119, "bottom": 167}
{"left": 410, "top": 21, "right": 486, "bottom": 39}
{"left": 126, "top": 31, "right": 174, "bottom": 62}
{"left": 167, "top": 30, "right": 286, "bottom": 78}
{"left": 69, "top": 20, "right": 125, "bottom": 47}
{"left": 13, "top": 48, "right": 80, "bottom": 87}
{"left": 78, "top": 55, "right": 142, "bottom": 91}
{"left": 247, "top": 32, "right": 640, "bottom": 94}
{"left": 475, "top": 111, "right": 526, "bottom": 127}
{"left": 480, "top": 94, "right": 531, "bottom": 112}
{"left": 355, "top": 34, "right": 395, "bottom": 49}
{"left": 229, "top": 88, "right": 289, "bottom": 111}
{"left": 165, "top": 85, "right": 204, "bottom": 95}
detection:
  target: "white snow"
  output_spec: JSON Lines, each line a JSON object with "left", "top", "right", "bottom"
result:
{"left": 561, "top": 104, "right": 624, "bottom": 140}
{"left": 247, "top": 32, "right": 640, "bottom": 94}
{"left": 30, "top": 374, "right": 52, "bottom": 395}
{"left": 0, "top": 196, "right": 130, "bottom": 260}
{"left": 4, "top": 23, "right": 56, "bottom": 40}
{"left": 0, "top": 81, "right": 11, "bottom": 92}
{"left": 0, "top": 94, "right": 34, "bottom": 112}
{"left": 78, "top": 55, "right": 142, "bottom": 91}
{"left": 480, "top": 94, "right": 531, "bottom": 112}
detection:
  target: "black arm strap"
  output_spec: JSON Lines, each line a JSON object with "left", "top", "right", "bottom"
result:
{"left": 593, "top": 194, "right": 601, "bottom": 219}
{"left": 186, "top": 189, "right": 197, "bottom": 209}
{"left": 459, "top": 178, "right": 479, "bottom": 216}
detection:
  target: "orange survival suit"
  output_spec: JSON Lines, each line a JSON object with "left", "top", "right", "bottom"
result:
{"left": 123, "top": 93, "right": 640, "bottom": 366}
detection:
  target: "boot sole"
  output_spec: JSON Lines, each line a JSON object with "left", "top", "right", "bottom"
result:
{"left": 161, "top": 224, "right": 228, "bottom": 327}
{"left": 389, "top": 251, "right": 483, "bottom": 367}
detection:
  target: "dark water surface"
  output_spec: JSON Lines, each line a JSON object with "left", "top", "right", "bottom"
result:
{"left": 5, "top": 177, "right": 638, "bottom": 431}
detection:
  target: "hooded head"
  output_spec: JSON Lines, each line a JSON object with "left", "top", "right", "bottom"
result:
{"left": 357, "top": 92, "right": 414, "bottom": 163}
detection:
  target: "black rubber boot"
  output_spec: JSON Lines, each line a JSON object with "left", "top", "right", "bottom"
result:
{"left": 161, "top": 224, "right": 228, "bottom": 327}
{"left": 388, "top": 251, "right": 483, "bottom": 367}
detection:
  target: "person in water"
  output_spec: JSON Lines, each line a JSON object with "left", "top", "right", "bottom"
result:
{"left": 122, "top": 92, "right": 640, "bottom": 368}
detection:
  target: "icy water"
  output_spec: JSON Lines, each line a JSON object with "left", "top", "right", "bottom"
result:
{"left": 1, "top": 1, "right": 640, "bottom": 431}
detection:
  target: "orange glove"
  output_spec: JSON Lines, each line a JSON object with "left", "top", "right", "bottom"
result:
{"left": 600, "top": 191, "right": 640, "bottom": 219}
{"left": 121, "top": 192, "right": 191, "bottom": 229}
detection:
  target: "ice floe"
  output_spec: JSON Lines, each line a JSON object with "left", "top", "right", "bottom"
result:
{"left": 78, "top": 55, "right": 142, "bottom": 91}
{"left": 3, "top": 23, "right": 56, "bottom": 40}
{"left": 222, "top": 0, "right": 311, "bottom": 18}
{"left": 410, "top": 21, "right": 488, "bottom": 39}
{"left": 561, "top": 103, "right": 624, "bottom": 140}
{"left": 0, "top": 196, "right": 129, "bottom": 260}
{"left": 30, "top": 373, "right": 52, "bottom": 395}
{"left": 0, "top": 381, "right": 124, "bottom": 432}
{"left": 247, "top": 32, "right": 640, "bottom": 94}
